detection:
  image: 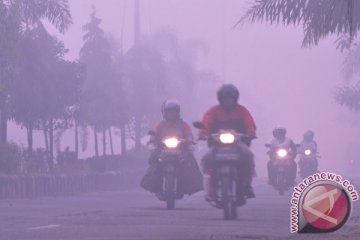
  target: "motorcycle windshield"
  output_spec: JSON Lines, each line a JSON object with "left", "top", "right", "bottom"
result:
{"left": 210, "top": 119, "right": 246, "bottom": 135}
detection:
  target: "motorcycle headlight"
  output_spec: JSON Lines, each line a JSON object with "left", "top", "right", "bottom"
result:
{"left": 304, "top": 149, "right": 312, "bottom": 156}
{"left": 163, "top": 137, "right": 180, "bottom": 149}
{"left": 277, "top": 149, "right": 288, "bottom": 158}
{"left": 219, "top": 133, "right": 235, "bottom": 144}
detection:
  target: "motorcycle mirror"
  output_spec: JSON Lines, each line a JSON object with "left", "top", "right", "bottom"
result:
{"left": 193, "top": 121, "right": 205, "bottom": 129}
{"left": 148, "top": 130, "right": 156, "bottom": 136}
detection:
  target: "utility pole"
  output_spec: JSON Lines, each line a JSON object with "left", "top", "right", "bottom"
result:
{"left": 134, "top": 0, "right": 140, "bottom": 45}
{"left": 119, "top": 0, "right": 127, "bottom": 156}
{"left": 134, "top": 0, "right": 142, "bottom": 151}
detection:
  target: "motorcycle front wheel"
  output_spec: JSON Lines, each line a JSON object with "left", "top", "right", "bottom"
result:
{"left": 164, "top": 170, "right": 176, "bottom": 210}
{"left": 220, "top": 172, "right": 237, "bottom": 220}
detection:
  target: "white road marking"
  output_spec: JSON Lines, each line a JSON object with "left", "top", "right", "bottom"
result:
{"left": 28, "top": 224, "right": 60, "bottom": 230}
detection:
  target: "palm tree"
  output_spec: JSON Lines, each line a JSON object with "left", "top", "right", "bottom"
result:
{"left": 334, "top": 37, "right": 360, "bottom": 111}
{"left": 10, "top": 0, "right": 72, "bottom": 33}
{"left": 241, "top": 0, "right": 360, "bottom": 113}
{"left": 239, "top": 0, "right": 360, "bottom": 47}
{"left": 0, "top": 0, "right": 72, "bottom": 144}
{"left": 336, "top": 83, "right": 360, "bottom": 111}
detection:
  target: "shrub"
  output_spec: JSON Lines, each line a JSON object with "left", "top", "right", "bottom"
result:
{"left": 0, "top": 143, "right": 22, "bottom": 174}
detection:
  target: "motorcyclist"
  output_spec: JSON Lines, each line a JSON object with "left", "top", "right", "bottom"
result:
{"left": 198, "top": 84, "right": 257, "bottom": 200}
{"left": 267, "top": 126, "right": 297, "bottom": 185}
{"left": 298, "top": 130, "right": 318, "bottom": 173}
{"left": 141, "top": 100, "right": 203, "bottom": 198}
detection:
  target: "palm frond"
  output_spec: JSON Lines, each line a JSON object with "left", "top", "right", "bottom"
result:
{"left": 12, "top": 0, "right": 72, "bottom": 33}
{"left": 239, "top": 0, "right": 360, "bottom": 47}
{"left": 342, "top": 41, "right": 360, "bottom": 80}
{"left": 236, "top": 0, "right": 306, "bottom": 27}
{"left": 335, "top": 82, "right": 360, "bottom": 111}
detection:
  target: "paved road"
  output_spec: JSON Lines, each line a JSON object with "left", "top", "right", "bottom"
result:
{"left": 0, "top": 178, "right": 359, "bottom": 240}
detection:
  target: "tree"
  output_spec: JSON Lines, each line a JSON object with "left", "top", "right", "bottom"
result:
{"left": 79, "top": 7, "right": 128, "bottom": 156}
{"left": 138, "top": 29, "right": 220, "bottom": 122}
{"left": 239, "top": 0, "right": 360, "bottom": 47}
{"left": 0, "top": 1, "right": 21, "bottom": 144}
{"left": 10, "top": 23, "right": 82, "bottom": 171}
{"left": 0, "top": 0, "right": 72, "bottom": 144}
{"left": 241, "top": 1, "right": 360, "bottom": 114}
{"left": 336, "top": 83, "right": 360, "bottom": 112}
{"left": 334, "top": 37, "right": 360, "bottom": 111}
{"left": 123, "top": 44, "right": 166, "bottom": 150}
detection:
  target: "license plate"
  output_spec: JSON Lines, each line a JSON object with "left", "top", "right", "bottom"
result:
{"left": 215, "top": 153, "right": 238, "bottom": 161}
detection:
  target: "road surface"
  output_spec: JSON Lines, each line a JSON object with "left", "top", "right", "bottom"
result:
{"left": 0, "top": 178, "right": 359, "bottom": 240}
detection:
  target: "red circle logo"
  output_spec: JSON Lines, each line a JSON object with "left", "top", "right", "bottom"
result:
{"left": 300, "top": 182, "right": 351, "bottom": 232}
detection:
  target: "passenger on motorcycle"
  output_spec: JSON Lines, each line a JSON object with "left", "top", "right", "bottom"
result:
{"left": 267, "top": 127, "right": 297, "bottom": 185}
{"left": 198, "top": 84, "right": 257, "bottom": 200}
{"left": 141, "top": 100, "right": 203, "bottom": 198}
{"left": 298, "top": 130, "right": 318, "bottom": 175}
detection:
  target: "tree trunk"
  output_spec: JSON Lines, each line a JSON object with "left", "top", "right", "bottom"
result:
{"left": 0, "top": 108, "right": 7, "bottom": 144}
{"left": 108, "top": 127, "right": 114, "bottom": 156}
{"left": 94, "top": 125, "right": 99, "bottom": 157}
{"left": 27, "top": 122, "right": 33, "bottom": 154}
{"left": 103, "top": 125, "right": 107, "bottom": 156}
{"left": 135, "top": 114, "right": 141, "bottom": 151}
{"left": 48, "top": 119, "right": 54, "bottom": 172}
{"left": 121, "top": 124, "right": 126, "bottom": 155}
{"left": 43, "top": 121, "right": 49, "bottom": 155}
{"left": 75, "top": 120, "right": 79, "bottom": 160}
{"left": 134, "top": 0, "right": 140, "bottom": 45}
{"left": 134, "top": 0, "right": 141, "bottom": 151}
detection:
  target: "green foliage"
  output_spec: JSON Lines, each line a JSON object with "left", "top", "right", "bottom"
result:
{"left": 0, "top": 142, "right": 21, "bottom": 174}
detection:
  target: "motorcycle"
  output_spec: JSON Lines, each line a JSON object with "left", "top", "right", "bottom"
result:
{"left": 298, "top": 146, "right": 319, "bottom": 178}
{"left": 148, "top": 131, "right": 185, "bottom": 210}
{"left": 265, "top": 144, "right": 296, "bottom": 195}
{"left": 193, "top": 122, "right": 254, "bottom": 220}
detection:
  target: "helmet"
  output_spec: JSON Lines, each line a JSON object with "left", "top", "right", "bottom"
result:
{"left": 273, "top": 126, "right": 287, "bottom": 139}
{"left": 217, "top": 84, "right": 239, "bottom": 103}
{"left": 161, "top": 99, "right": 180, "bottom": 119}
{"left": 303, "top": 130, "right": 314, "bottom": 141}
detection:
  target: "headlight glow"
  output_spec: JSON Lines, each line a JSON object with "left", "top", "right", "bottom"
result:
{"left": 304, "top": 149, "right": 312, "bottom": 156}
{"left": 163, "top": 137, "right": 180, "bottom": 148}
{"left": 277, "top": 149, "right": 288, "bottom": 158}
{"left": 219, "top": 133, "right": 235, "bottom": 144}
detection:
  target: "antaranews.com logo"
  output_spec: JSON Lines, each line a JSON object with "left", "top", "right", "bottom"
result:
{"left": 290, "top": 172, "right": 359, "bottom": 233}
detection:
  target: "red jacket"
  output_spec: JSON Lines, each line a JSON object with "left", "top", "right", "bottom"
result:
{"left": 199, "top": 104, "right": 256, "bottom": 137}
{"left": 151, "top": 119, "right": 194, "bottom": 144}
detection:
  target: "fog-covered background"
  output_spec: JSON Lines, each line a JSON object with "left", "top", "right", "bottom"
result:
{"left": 6, "top": 0, "right": 359, "bottom": 176}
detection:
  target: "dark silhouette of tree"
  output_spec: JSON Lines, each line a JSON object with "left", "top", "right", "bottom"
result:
{"left": 242, "top": 1, "right": 360, "bottom": 114}
{"left": 123, "top": 44, "right": 166, "bottom": 150}
{"left": 0, "top": 0, "right": 72, "bottom": 145}
{"left": 10, "top": 23, "right": 82, "bottom": 171}
{"left": 79, "top": 7, "right": 128, "bottom": 156}
{"left": 336, "top": 83, "right": 360, "bottom": 112}
{"left": 240, "top": 0, "right": 360, "bottom": 47}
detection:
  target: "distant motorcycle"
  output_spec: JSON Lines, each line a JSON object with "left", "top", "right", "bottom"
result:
{"left": 266, "top": 144, "right": 296, "bottom": 195}
{"left": 298, "top": 146, "right": 319, "bottom": 178}
{"left": 149, "top": 131, "right": 186, "bottom": 210}
{"left": 194, "top": 122, "right": 254, "bottom": 220}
